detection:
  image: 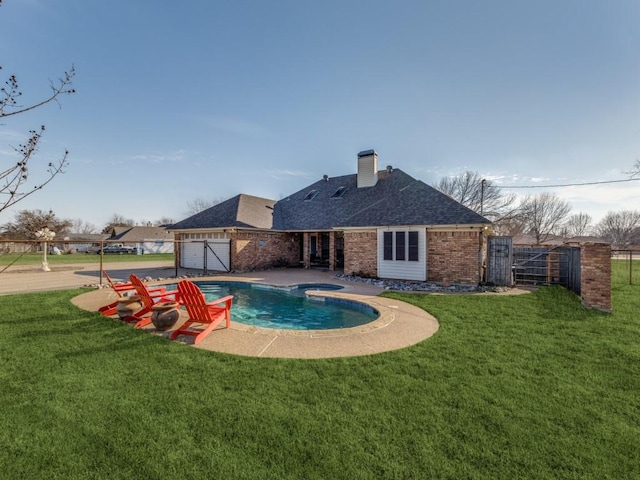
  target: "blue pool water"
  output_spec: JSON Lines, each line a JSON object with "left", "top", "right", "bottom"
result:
{"left": 193, "top": 281, "right": 379, "bottom": 330}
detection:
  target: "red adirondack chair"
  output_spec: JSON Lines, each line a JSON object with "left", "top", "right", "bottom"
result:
{"left": 122, "top": 274, "right": 179, "bottom": 329}
{"left": 170, "top": 280, "right": 233, "bottom": 345}
{"left": 98, "top": 270, "right": 135, "bottom": 316}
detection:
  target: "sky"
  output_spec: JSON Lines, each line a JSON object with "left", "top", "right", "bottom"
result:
{"left": 1, "top": 0, "right": 639, "bottom": 231}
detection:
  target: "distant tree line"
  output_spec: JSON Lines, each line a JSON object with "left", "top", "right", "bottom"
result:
{"left": 0, "top": 183, "right": 638, "bottom": 248}
{"left": 0, "top": 210, "right": 175, "bottom": 240}
{"left": 436, "top": 171, "right": 640, "bottom": 248}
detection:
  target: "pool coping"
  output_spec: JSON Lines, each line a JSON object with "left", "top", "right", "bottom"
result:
{"left": 72, "top": 270, "right": 440, "bottom": 359}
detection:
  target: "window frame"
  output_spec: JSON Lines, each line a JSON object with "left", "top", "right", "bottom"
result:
{"left": 382, "top": 230, "right": 420, "bottom": 262}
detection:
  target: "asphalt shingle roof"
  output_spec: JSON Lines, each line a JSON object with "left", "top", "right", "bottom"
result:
{"left": 64, "top": 233, "right": 109, "bottom": 242}
{"left": 272, "top": 169, "right": 490, "bottom": 230}
{"left": 169, "top": 194, "right": 275, "bottom": 230}
{"left": 111, "top": 226, "right": 173, "bottom": 242}
{"left": 170, "top": 170, "right": 490, "bottom": 231}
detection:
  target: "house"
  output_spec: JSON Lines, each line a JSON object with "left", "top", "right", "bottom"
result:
{"left": 62, "top": 233, "right": 110, "bottom": 253}
{"left": 513, "top": 234, "right": 608, "bottom": 248}
{"left": 106, "top": 225, "right": 174, "bottom": 254}
{"left": 169, "top": 150, "right": 492, "bottom": 283}
{"left": 512, "top": 234, "right": 568, "bottom": 248}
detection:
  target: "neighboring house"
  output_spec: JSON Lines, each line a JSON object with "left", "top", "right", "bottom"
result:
{"left": 513, "top": 234, "right": 608, "bottom": 247}
{"left": 565, "top": 236, "right": 609, "bottom": 245}
{"left": 628, "top": 244, "right": 640, "bottom": 253}
{"left": 169, "top": 150, "right": 492, "bottom": 283}
{"left": 512, "top": 234, "right": 567, "bottom": 248}
{"left": 0, "top": 240, "right": 32, "bottom": 254}
{"left": 62, "top": 233, "right": 110, "bottom": 253}
{"left": 106, "top": 226, "right": 131, "bottom": 238}
{"left": 107, "top": 225, "right": 174, "bottom": 254}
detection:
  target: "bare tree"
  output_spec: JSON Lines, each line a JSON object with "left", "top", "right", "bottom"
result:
{"left": 491, "top": 214, "right": 526, "bottom": 237}
{"left": 102, "top": 214, "right": 135, "bottom": 234}
{"left": 0, "top": 209, "right": 72, "bottom": 240}
{"left": 561, "top": 212, "right": 593, "bottom": 237}
{"left": 155, "top": 216, "right": 174, "bottom": 226}
{"left": 70, "top": 218, "right": 98, "bottom": 234}
{"left": 518, "top": 192, "right": 572, "bottom": 244}
{"left": 136, "top": 217, "right": 174, "bottom": 227}
{"left": 595, "top": 210, "right": 640, "bottom": 248}
{"left": 435, "top": 171, "right": 519, "bottom": 232}
{"left": 184, "top": 197, "right": 225, "bottom": 216}
{"left": 1, "top": 69, "right": 76, "bottom": 213}
{"left": 1, "top": 1, "right": 75, "bottom": 214}
{"left": 624, "top": 159, "right": 640, "bottom": 179}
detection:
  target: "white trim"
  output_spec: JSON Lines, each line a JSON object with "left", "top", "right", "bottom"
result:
{"left": 178, "top": 232, "right": 231, "bottom": 241}
{"left": 426, "top": 224, "right": 489, "bottom": 232}
{"left": 339, "top": 228, "right": 377, "bottom": 233}
{"left": 340, "top": 224, "right": 489, "bottom": 232}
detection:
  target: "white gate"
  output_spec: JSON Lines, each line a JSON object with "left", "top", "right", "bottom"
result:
{"left": 180, "top": 239, "right": 230, "bottom": 272}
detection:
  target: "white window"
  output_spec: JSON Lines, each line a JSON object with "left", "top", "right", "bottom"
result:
{"left": 383, "top": 231, "right": 419, "bottom": 261}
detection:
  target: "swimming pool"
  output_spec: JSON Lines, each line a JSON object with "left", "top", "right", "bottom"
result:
{"left": 193, "top": 281, "right": 379, "bottom": 330}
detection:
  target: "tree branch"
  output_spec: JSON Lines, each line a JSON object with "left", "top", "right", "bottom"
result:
{"left": 0, "top": 66, "right": 75, "bottom": 118}
{"left": 0, "top": 125, "right": 69, "bottom": 214}
{"left": 624, "top": 159, "right": 640, "bottom": 179}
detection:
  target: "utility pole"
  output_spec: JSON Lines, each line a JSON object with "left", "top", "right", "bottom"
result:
{"left": 480, "top": 178, "right": 486, "bottom": 216}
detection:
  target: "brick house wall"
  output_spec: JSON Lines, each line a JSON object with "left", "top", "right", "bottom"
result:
{"left": 231, "top": 231, "right": 300, "bottom": 271}
{"left": 580, "top": 242, "right": 611, "bottom": 312}
{"left": 427, "top": 230, "right": 482, "bottom": 284}
{"left": 343, "top": 231, "right": 377, "bottom": 277}
{"left": 344, "top": 229, "right": 483, "bottom": 282}
{"left": 228, "top": 228, "right": 485, "bottom": 282}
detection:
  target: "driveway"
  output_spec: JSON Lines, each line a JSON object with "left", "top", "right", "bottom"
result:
{"left": 0, "top": 260, "right": 176, "bottom": 295}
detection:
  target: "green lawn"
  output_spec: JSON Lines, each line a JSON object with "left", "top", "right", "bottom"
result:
{"left": 0, "top": 261, "right": 638, "bottom": 479}
{"left": 0, "top": 252, "right": 174, "bottom": 266}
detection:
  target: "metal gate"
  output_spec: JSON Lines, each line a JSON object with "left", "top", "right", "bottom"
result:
{"left": 486, "top": 236, "right": 513, "bottom": 286}
{"left": 513, "top": 246, "right": 581, "bottom": 294}
{"left": 486, "top": 237, "right": 581, "bottom": 294}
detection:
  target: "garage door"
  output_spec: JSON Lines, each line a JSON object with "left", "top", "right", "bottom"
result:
{"left": 180, "top": 240, "right": 231, "bottom": 271}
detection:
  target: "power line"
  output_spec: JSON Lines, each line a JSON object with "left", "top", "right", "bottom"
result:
{"left": 498, "top": 177, "right": 640, "bottom": 189}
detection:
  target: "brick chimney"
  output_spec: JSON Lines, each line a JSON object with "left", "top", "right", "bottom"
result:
{"left": 357, "top": 149, "right": 378, "bottom": 188}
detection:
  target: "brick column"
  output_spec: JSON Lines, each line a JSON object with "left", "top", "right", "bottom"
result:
{"left": 303, "top": 232, "right": 310, "bottom": 269}
{"left": 580, "top": 242, "right": 611, "bottom": 312}
{"left": 329, "top": 232, "right": 335, "bottom": 271}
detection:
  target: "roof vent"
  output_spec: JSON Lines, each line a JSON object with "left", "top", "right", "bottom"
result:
{"left": 386, "top": 165, "right": 393, "bottom": 173}
{"left": 323, "top": 174, "right": 329, "bottom": 181}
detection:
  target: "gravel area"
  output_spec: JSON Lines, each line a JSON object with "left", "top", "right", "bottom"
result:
{"left": 333, "top": 273, "right": 511, "bottom": 293}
